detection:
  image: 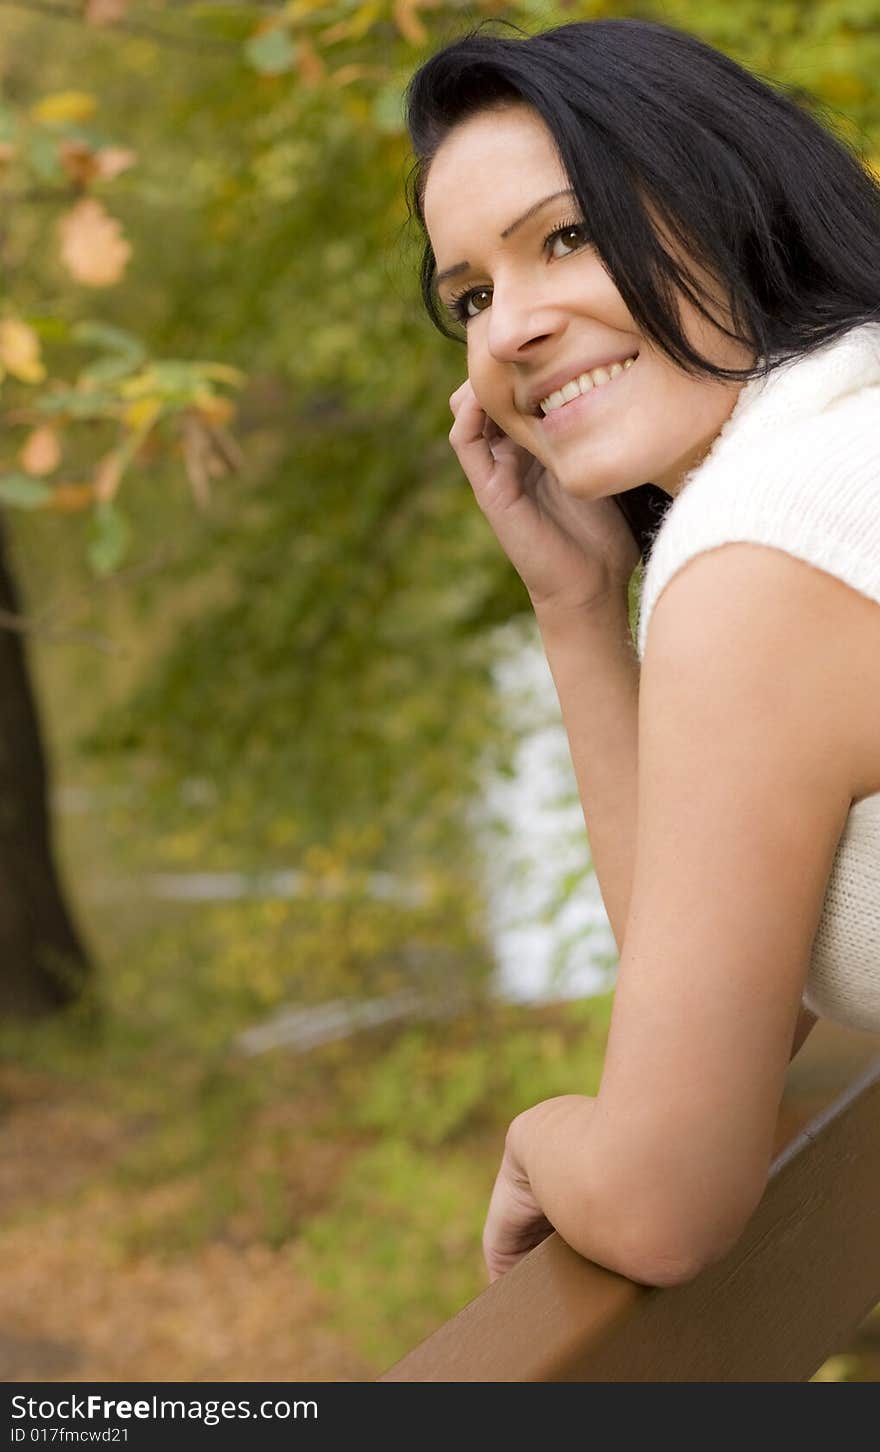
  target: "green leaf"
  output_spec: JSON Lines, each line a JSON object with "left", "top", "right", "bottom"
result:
{"left": 0, "top": 106, "right": 17, "bottom": 145}
{"left": 372, "top": 83, "right": 407, "bottom": 135}
{"left": 25, "top": 131, "right": 63, "bottom": 183}
{"left": 36, "top": 388, "right": 117, "bottom": 419}
{"left": 148, "top": 361, "right": 198, "bottom": 390}
{"left": 72, "top": 321, "right": 147, "bottom": 361}
{"left": 82, "top": 354, "right": 144, "bottom": 385}
{"left": 88, "top": 503, "right": 131, "bottom": 575}
{"left": 28, "top": 315, "right": 72, "bottom": 343}
{"left": 0, "top": 473, "right": 52, "bottom": 508}
{"left": 74, "top": 321, "right": 146, "bottom": 385}
{"left": 244, "top": 28, "right": 297, "bottom": 76}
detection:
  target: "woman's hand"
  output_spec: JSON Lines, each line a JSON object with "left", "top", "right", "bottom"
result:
{"left": 483, "top": 1095, "right": 603, "bottom": 1283}
{"left": 448, "top": 379, "right": 641, "bottom": 618}
{"left": 482, "top": 1124, "right": 556, "bottom": 1284}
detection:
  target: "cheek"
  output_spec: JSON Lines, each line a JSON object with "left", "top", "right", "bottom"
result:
{"left": 466, "top": 353, "right": 505, "bottom": 418}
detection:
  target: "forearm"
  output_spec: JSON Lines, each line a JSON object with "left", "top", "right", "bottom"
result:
{"left": 534, "top": 597, "right": 640, "bottom": 956}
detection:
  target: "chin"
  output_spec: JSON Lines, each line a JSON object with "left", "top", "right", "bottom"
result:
{"left": 555, "top": 462, "right": 618, "bottom": 501}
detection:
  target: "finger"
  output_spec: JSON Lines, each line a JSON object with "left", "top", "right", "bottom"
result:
{"left": 448, "top": 380, "right": 471, "bottom": 417}
{"left": 448, "top": 385, "right": 499, "bottom": 495}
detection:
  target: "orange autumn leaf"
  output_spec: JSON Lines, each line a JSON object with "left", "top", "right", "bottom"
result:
{"left": 58, "top": 198, "right": 132, "bottom": 287}
{"left": 393, "top": 0, "right": 428, "bottom": 45}
{"left": 95, "top": 147, "right": 136, "bottom": 180}
{"left": 20, "top": 426, "right": 62, "bottom": 477}
{"left": 58, "top": 139, "right": 101, "bottom": 186}
{"left": 48, "top": 482, "right": 95, "bottom": 512}
{"left": 296, "top": 37, "right": 326, "bottom": 88}
{"left": 193, "top": 391, "right": 236, "bottom": 426}
{"left": 93, "top": 450, "right": 124, "bottom": 504}
{"left": 83, "top": 0, "right": 129, "bottom": 24}
{"left": 59, "top": 141, "right": 136, "bottom": 187}
{"left": 329, "top": 65, "right": 386, "bottom": 88}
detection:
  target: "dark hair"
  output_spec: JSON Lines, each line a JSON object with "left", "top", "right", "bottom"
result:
{"left": 403, "top": 18, "right": 880, "bottom": 558}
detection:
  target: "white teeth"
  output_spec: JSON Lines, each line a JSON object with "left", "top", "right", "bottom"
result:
{"left": 539, "top": 354, "right": 637, "bottom": 414}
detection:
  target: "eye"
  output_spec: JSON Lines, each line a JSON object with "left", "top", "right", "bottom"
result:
{"left": 446, "top": 286, "right": 491, "bottom": 323}
{"left": 442, "top": 218, "right": 593, "bottom": 325}
{"left": 548, "top": 222, "right": 591, "bottom": 259}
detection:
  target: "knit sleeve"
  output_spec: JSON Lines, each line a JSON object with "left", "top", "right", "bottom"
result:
{"left": 635, "top": 388, "right": 880, "bottom": 662}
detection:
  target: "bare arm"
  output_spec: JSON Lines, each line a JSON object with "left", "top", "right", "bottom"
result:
{"left": 535, "top": 592, "right": 817, "bottom": 1066}
{"left": 534, "top": 593, "right": 640, "bottom": 958}
{"left": 491, "top": 547, "right": 854, "bottom": 1286}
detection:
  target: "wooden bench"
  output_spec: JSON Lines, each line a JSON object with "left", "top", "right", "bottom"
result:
{"left": 380, "top": 1055, "right": 880, "bottom": 1381}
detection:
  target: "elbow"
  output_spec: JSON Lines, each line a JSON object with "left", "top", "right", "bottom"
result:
{"left": 566, "top": 1184, "right": 759, "bottom": 1290}
{"left": 599, "top": 1234, "right": 707, "bottom": 1290}
{"left": 618, "top": 1206, "right": 755, "bottom": 1289}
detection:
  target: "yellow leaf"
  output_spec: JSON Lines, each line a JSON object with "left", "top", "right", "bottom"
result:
{"left": 346, "top": 0, "right": 384, "bottom": 40}
{"left": 117, "top": 372, "right": 155, "bottom": 399}
{"left": 196, "top": 363, "right": 247, "bottom": 387}
{"left": 19, "top": 425, "right": 61, "bottom": 476}
{"left": 193, "top": 391, "right": 235, "bottom": 426}
{"left": 282, "top": 0, "right": 329, "bottom": 19}
{"left": 32, "top": 91, "right": 97, "bottom": 125}
{"left": 865, "top": 155, "right": 880, "bottom": 184}
{"left": 123, "top": 396, "right": 163, "bottom": 431}
{"left": 0, "top": 318, "right": 46, "bottom": 383}
{"left": 58, "top": 198, "right": 132, "bottom": 288}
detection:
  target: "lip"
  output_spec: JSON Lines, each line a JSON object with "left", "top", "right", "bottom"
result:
{"left": 536, "top": 354, "right": 637, "bottom": 436}
{"left": 524, "top": 349, "right": 640, "bottom": 416}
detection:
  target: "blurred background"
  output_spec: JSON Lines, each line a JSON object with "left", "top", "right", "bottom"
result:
{"left": 0, "top": 0, "right": 878, "bottom": 1381}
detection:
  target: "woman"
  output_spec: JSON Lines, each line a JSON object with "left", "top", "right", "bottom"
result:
{"left": 403, "top": 18, "right": 880, "bottom": 1288}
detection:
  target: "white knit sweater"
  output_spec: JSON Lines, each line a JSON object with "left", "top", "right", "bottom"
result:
{"left": 635, "top": 320, "right": 880, "bottom": 1034}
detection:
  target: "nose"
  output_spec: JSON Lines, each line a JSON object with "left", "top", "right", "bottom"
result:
{"left": 485, "top": 280, "right": 559, "bottom": 362}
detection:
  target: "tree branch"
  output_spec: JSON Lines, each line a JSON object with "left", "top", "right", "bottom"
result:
{"left": 0, "top": 605, "right": 123, "bottom": 653}
{"left": 0, "top": 544, "right": 175, "bottom": 653}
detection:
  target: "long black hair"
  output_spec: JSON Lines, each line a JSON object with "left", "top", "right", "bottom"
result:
{"left": 403, "top": 18, "right": 880, "bottom": 559}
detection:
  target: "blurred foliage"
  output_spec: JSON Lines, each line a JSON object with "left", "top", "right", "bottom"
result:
{"left": 5, "top": 0, "right": 880, "bottom": 888}
{"left": 1, "top": 0, "right": 879, "bottom": 1378}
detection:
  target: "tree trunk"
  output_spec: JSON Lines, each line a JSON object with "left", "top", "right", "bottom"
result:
{"left": 0, "top": 513, "right": 92, "bottom": 1018}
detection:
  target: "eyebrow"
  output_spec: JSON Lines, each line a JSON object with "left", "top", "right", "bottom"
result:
{"left": 434, "top": 187, "right": 577, "bottom": 289}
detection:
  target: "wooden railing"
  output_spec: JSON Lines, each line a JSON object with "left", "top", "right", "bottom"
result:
{"left": 380, "top": 1056, "right": 880, "bottom": 1382}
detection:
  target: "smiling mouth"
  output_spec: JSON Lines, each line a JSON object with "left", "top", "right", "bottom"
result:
{"left": 532, "top": 353, "right": 639, "bottom": 417}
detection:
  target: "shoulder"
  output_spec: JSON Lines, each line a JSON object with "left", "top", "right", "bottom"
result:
{"left": 640, "top": 540, "right": 879, "bottom": 803}
{"left": 637, "top": 409, "right": 880, "bottom": 663}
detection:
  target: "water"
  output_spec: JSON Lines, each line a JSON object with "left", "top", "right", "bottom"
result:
{"left": 474, "top": 629, "right": 618, "bottom": 1005}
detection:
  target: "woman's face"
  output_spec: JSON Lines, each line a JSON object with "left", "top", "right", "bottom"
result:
{"left": 422, "top": 103, "right": 754, "bottom": 499}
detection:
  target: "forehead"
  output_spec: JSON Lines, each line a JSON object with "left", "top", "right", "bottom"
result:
{"left": 422, "top": 104, "right": 569, "bottom": 245}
